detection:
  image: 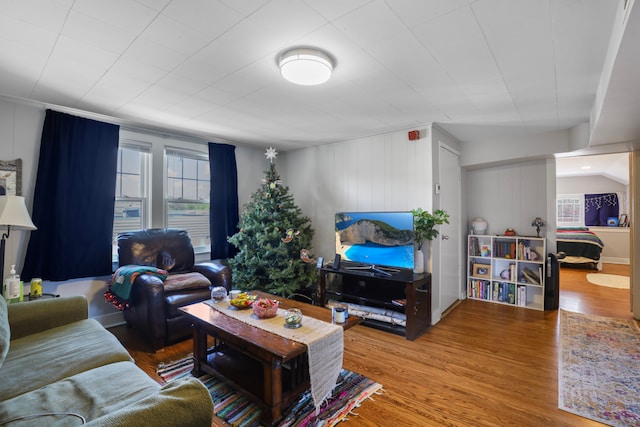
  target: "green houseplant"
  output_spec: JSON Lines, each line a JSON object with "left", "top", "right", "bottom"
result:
{"left": 412, "top": 208, "right": 450, "bottom": 249}
{"left": 411, "top": 208, "right": 450, "bottom": 273}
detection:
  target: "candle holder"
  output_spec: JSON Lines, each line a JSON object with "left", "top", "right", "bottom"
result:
{"left": 284, "top": 308, "right": 302, "bottom": 328}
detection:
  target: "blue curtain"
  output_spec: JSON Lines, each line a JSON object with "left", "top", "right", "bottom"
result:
{"left": 22, "top": 110, "right": 119, "bottom": 281}
{"left": 208, "top": 143, "right": 239, "bottom": 259}
{"left": 585, "top": 193, "right": 619, "bottom": 226}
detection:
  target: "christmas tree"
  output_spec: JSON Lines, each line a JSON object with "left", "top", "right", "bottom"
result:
{"left": 227, "top": 149, "right": 316, "bottom": 298}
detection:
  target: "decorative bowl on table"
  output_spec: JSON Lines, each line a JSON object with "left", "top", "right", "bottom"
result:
{"left": 210, "top": 286, "right": 227, "bottom": 303}
{"left": 252, "top": 298, "right": 279, "bottom": 318}
{"left": 284, "top": 308, "right": 302, "bottom": 328}
{"left": 229, "top": 293, "right": 257, "bottom": 309}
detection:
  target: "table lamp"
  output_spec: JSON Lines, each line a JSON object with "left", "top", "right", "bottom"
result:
{"left": 0, "top": 196, "right": 37, "bottom": 280}
{"left": 531, "top": 217, "right": 545, "bottom": 238}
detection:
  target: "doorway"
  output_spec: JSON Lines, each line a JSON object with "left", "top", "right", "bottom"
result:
{"left": 438, "top": 144, "right": 462, "bottom": 319}
{"left": 555, "top": 152, "right": 631, "bottom": 307}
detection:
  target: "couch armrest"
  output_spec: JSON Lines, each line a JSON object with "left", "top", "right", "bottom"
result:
{"left": 8, "top": 296, "right": 88, "bottom": 340}
{"left": 84, "top": 377, "right": 213, "bottom": 427}
{"left": 193, "top": 259, "right": 232, "bottom": 291}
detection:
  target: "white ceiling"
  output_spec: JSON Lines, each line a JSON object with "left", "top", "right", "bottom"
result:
{"left": 556, "top": 152, "right": 629, "bottom": 185}
{"left": 1, "top": 0, "right": 638, "bottom": 151}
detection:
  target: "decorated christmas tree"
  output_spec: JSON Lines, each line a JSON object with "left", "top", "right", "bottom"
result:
{"left": 227, "top": 148, "right": 316, "bottom": 298}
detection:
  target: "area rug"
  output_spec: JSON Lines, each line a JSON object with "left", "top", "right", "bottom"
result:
{"left": 586, "top": 273, "right": 630, "bottom": 289}
{"left": 157, "top": 356, "right": 383, "bottom": 427}
{"left": 559, "top": 310, "right": 640, "bottom": 426}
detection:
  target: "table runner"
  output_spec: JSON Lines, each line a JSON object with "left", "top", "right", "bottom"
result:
{"left": 204, "top": 299, "right": 344, "bottom": 413}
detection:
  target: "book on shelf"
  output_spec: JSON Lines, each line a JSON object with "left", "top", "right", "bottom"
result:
{"left": 517, "top": 285, "right": 527, "bottom": 306}
{"left": 391, "top": 299, "right": 406, "bottom": 307}
{"left": 470, "top": 237, "right": 481, "bottom": 256}
{"left": 494, "top": 241, "right": 516, "bottom": 258}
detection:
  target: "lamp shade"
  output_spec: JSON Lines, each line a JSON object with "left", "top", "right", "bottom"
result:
{"left": 279, "top": 48, "right": 334, "bottom": 86}
{"left": 531, "top": 217, "right": 545, "bottom": 227}
{"left": 0, "top": 196, "right": 36, "bottom": 230}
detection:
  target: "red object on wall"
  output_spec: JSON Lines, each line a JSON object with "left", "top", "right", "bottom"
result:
{"left": 408, "top": 130, "right": 420, "bottom": 140}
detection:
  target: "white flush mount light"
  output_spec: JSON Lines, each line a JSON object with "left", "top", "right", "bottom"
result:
{"left": 279, "top": 48, "right": 334, "bottom": 86}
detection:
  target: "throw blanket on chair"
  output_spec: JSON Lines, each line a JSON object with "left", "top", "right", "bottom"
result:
{"left": 105, "top": 266, "right": 168, "bottom": 311}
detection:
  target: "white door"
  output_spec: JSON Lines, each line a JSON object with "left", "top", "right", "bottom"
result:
{"left": 439, "top": 145, "right": 462, "bottom": 313}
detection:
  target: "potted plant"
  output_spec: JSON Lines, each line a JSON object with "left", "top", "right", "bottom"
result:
{"left": 411, "top": 208, "right": 450, "bottom": 273}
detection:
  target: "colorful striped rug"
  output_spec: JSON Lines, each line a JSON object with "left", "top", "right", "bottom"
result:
{"left": 157, "top": 356, "right": 383, "bottom": 427}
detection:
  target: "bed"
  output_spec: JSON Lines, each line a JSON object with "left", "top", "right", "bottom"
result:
{"left": 556, "top": 227, "right": 605, "bottom": 270}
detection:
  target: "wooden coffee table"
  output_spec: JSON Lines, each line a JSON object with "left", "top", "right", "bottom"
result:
{"left": 179, "top": 291, "right": 361, "bottom": 426}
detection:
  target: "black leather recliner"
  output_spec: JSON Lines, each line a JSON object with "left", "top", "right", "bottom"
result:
{"left": 117, "top": 228, "right": 232, "bottom": 351}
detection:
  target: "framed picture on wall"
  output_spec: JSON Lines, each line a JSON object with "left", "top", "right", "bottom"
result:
{"left": 0, "top": 159, "right": 22, "bottom": 196}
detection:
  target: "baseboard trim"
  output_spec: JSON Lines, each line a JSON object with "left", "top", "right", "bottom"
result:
{"left": 94, "top": 311, "right": 125, "bottom": 328}
{"left": 601, "top": 257, "right": 630, "bottom": 265}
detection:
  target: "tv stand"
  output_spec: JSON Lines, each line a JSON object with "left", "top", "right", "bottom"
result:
{"left": 342, "top": 264, "right": 396, "bottom": 277}
{"left": 317, "top": 266, "right": 431, "bottom": 340}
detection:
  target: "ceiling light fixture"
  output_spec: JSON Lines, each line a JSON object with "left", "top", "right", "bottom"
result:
{"left": 279, "top": 48, "right": 334, "bottom": 86}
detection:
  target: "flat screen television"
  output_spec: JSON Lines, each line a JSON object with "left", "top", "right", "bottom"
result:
{"left": 335, "top": 211, "right": 414, "bottom": 271}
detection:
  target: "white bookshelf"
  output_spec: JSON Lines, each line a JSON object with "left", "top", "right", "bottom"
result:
{"left": 467, "top": 235, "right": 546, "bottom": 310}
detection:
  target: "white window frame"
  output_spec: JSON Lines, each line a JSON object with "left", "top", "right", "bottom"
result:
{"left": 556, "top": 193, "right": 584, "bottom": 226}
{"left": 164, "top": 147, "right": 210, "bottom": 254}
{"left": 113, "top": 141, "right": 151, "bottom": 259}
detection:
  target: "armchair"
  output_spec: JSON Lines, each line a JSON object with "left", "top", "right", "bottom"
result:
{"left": 117, "top": 228, "right": 231, "bottom": 351}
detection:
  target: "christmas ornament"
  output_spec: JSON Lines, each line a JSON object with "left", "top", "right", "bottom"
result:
{"left": 300, "top": 249, "right": 314, "bottom": 263}
{"left": 265, "top": 146, "right": 278, "bottom": 162}
{"left": 281, "top": 229, "right": 300, "bottom": 243}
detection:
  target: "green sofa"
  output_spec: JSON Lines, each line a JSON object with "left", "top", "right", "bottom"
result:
{"left": 0, "top": 295, "right": 213, "bottom": 426}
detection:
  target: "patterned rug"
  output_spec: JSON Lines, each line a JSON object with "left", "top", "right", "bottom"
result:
{"left": 157, "top": 356, "right": 383, "bottom": 427}
{"left": 559, "top": 310, "right": 640, "bottom": 426}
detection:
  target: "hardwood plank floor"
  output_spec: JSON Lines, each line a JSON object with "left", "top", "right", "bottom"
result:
{"left": 109, "top": 263, "right": 632, "bottom": 426}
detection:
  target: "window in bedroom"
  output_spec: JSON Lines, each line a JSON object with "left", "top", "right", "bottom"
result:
{"left": 165, "top": 148, "right": 210, "bottom": 252}
{"left": 113, "top": 142, "right": 151, "bottom": 257}
{"left": 557, "top": 194, "right": 583, "bottom": 225}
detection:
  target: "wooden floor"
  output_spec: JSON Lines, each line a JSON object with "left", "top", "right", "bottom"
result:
{"left": 109, "top": 263, "right": 632, "bottom": 427}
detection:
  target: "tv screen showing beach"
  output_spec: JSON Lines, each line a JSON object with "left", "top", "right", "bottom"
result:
{"left": 335, "top": 211, "right": 414, "bottom": 270}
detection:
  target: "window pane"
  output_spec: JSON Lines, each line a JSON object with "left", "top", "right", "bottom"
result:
{"left": 121, "top": 150, "right": 141, "bottom": 174}
{"left": 557, "top": 198, "right": 581, "bottom": 224}
{"left": 198, "top": 181, "right": 210, "bottom": 200}
{"left": 120, "top": 174, "right": 142, "bottom": 198}
{"left": 183, "top": 180, "right": 197, "bottom": 199}
{"left": 198, "top": 159, "right": 210, "bottom": 181}
{"left": 113, "top": 199, "right": 144, "bottom": 248}
{"left": 183, "top": 157, "right": 198, "bottom": 179}
{"left": 167, "top": 177, "right": 182, "bottom": 199}
{"left": 167, "top": 156, "right": 182, "bottom": 178}
{"left": 167, "top": 201, "right": 210, "bottom": 248}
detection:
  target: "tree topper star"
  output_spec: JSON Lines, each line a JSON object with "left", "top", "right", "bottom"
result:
{"left": 265, "top": 146, "right": 278, "bottom": 163}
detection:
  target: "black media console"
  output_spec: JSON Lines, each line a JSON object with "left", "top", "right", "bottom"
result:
{"left": 317, "top": 263, "right": 431, "bottom": 340}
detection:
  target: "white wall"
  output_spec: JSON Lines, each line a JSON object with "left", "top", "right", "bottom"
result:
{"left": 466, "top": 158, "right": 552, "bottom": 241}
{"left": 0, "top": 97, "right": 264, "bottom": 325}
{"left": 283, "top": 127, "right": 434, "bottom": 262}
{"left": 460, "top": 129, "right": 570, "bottom": 168}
